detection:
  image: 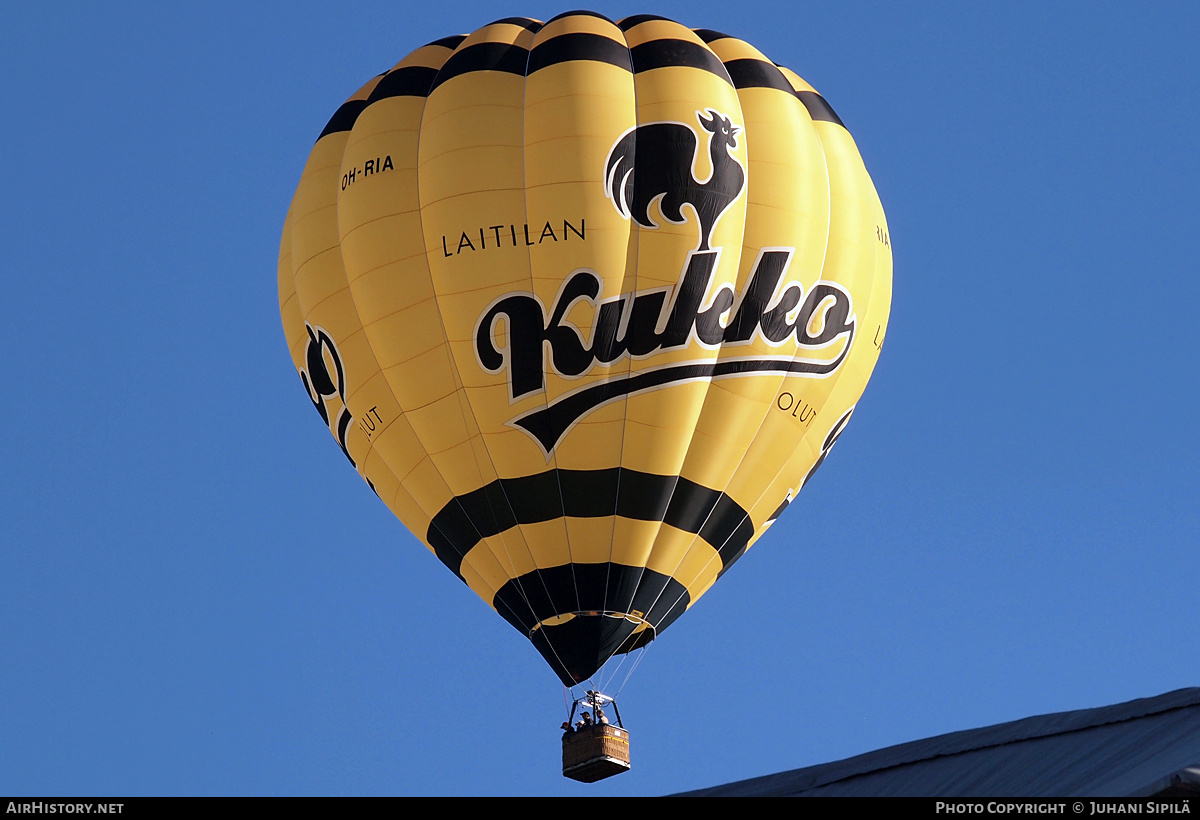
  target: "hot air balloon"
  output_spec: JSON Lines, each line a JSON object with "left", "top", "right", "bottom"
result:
{"left": 278, "top": 13, "right": 891, "bottom": 776}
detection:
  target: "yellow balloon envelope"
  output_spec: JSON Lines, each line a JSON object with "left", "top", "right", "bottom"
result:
{"left": 279, "top": 12, "right": 892, "bottom": 685}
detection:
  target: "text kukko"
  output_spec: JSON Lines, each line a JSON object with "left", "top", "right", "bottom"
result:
{"left": 475, "top": 249, "right": 857, "bottom": 453}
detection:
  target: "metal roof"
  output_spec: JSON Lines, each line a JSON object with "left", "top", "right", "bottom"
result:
{"left": 676, "top": 688, "right": 1200, "bottom": 797}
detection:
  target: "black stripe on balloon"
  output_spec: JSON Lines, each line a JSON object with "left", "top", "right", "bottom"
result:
{"left": 702, "top": 495, "right": 757, "bottom": 569}
{"left": 497, "top": 564, "right": 691, "bottom": 684}
{"left": 546, "top": 10, "right": 614, "bottom": 24}
{"left": 527, "top": 32, "right": 632, "bottom": 74}
{"left": 796, "top": 90, "right": 846, "bottom": 127}
{"left": 489, "top": 16, "right": 544, "bottom": 33}
{"left": 630, "top": 39, "right": 732, "bottom": 85}
{"left": 692, "top": 28, "right": 734, "bottom": 43}
{"left": 724, "top": 58, "right": 795, "bottom": 95}
{"left": 317, "top": 99, "right": 367, "bottom": 140}
{"left": 426, "top": 468, "right": 754, "bottom": 579}
{"left": 618, "top": 14, "right": 675, "bottom": 31}
{"left": 650, "top": 503, "right": 759, "bottom": 633}
{"left": 424, "top": 498, "right": 489, "bottom": 575}
{"left": 515, "top": 351, "right": 851, "bottom": 454}
{"left": 713, "top": 527, "right": 754, "bottom": 579}
{"left": 427, "top": 35, "right": 466, "bottom": 50}
{"left": 366, "top": 65, "right": 439, "bottom": 102}
{"left": 493, "top": 564, "right": 688, "bottom": 634}
{"left": 430, "top": 42, "right": 530, "bottom": 91}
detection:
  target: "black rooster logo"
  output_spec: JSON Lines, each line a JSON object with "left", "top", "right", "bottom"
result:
{"left": 300, "top": 324, "right": 355, "bottom": 469}
{"left": 604, "top": 109, "right": 745, "bottom": 251}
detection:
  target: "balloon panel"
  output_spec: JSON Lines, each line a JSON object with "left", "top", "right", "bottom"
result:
{"left": 280, "top": 12, "right": 892, "bottom": 685}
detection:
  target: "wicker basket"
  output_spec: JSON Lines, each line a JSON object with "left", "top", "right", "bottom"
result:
{"left": 562, "top": 723, "right": 631, "bottom": 782}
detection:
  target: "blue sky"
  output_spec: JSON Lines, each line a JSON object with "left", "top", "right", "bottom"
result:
{"left": 2, "top": 1, "right": 1197, "bottom": 797}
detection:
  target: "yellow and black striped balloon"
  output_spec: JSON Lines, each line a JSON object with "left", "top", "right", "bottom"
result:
{"left": 279, "top": 12, "right": 891, "bottom": 686}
